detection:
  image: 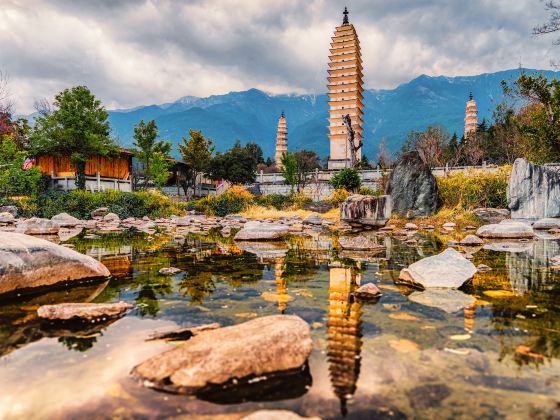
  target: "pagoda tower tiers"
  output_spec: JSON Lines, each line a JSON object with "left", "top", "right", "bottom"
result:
{"left": 464, "top": 92, "right": 478, "bottom": 138}
{"left": 274, "top": 112, "right": 288, "bottom": 168}
{"left": 327, "top": 265, "right": 363, "bottom": 416}
{"left": 327, "top": 7, "right": 364, "bottom": 169}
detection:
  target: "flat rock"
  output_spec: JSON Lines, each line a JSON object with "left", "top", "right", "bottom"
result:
{"left": 337, "top": 235, "right": 385, "bottom": 251}
{"left": 472, "top": 208, "right": 510, "bottom": 224}
{"left": 103, "top": 213, "right": 120, "bottom": 223}
{"left": 242, "top": 411, "right": 319, "bottom": 420}
{"left": 37, "top": 301, "right": 133, "bottom": 321}
{"left": 398, "top": 248, "right": 477, "bottom": 289}
{"left": 302, "top": 213, "right": 323, "bottom": 225}
{"left": 533, "top": 218, "right": 560, "bottom": 230}
{"left": 0, "top": 232, "right": 110, "bottom": 295}
{"left": 408, "top": 289, "right": 476, "bottom": 313}
{"left": 131, "top": 315, "right": 312, "bottom": 393}
{"left": 459, "top": 234, "right": 484, "bottom": 246}
{"left": 476, "top": 221, "right": 535, "bottom": 239}
{"left": 234, "top": 221, "right": 289, "bottom": 241}
{"left": 51, "top": 212, "right": 81, "bottom": 227}
{"left": 405, "top": 223, "right": 418, "bottom": 230}
{"left": 16, "top": 217, "right": 60, "bottom": 235}
{"left": 352, "top": 283, "right": 382, "bottom": 300}
{"left": 159, "top": 267, "right": 182, "bottom": 275}
{"left": 0, "top": 212, "right": 15, "bottom": 224}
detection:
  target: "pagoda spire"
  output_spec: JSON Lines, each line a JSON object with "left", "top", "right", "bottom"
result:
{"left": 464, "top": 93, "right": 478, "bottom": 138}
{"left": 343, "top": 6, "right": 349, "bottom": 24}
{"left": 274, "top": 112, "right": 288, "bottom": 168}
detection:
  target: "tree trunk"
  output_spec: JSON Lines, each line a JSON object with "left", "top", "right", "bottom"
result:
{"left": 75, "top": 160, "right": 86, "bottom": 190}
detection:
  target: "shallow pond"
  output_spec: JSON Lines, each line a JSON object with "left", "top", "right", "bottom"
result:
{"left": 1, "top": 230, "right": 560, "bottom": 419}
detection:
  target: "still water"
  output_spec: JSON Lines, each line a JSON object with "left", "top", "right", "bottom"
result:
{"left": 0, "top": 230, "right": 559, "bottom": 419}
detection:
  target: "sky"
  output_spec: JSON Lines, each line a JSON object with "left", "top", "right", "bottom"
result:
{"left": 0, "top": 0, "right": 557, "bottom": 113}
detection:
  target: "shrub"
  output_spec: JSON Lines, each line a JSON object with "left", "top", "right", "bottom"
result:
{"left": 193, "top": 185, "right": 254, "bottom": 216}
{"left": 329, "top": 188, "right": 352, "bottom": 204}
{"left": 437, "top": 167, "right": 510, "bottom": 209}
{"left": 254, "top": 193, "right": 290, "bottom": 210}
{"left": 34, "top": 189, "right": 185, "bottom": 219}
{"left": 289, "top": 192, "right": 312, "bottom": 209}
{"left": 330, "top": 168, "right": 361, "bottom": 191}
{"left": 358, "top": 186, "right": 375, "bottom": 196}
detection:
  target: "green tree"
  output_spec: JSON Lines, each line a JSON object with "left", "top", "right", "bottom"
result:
{"left": 245, "top": 142, "right": 265, "bottom": 165}
{"left": 330, "top": 168, "right": 361, "bottom": 192}
{"left": 132, "top": 119, "right": 171, "bottom": 188}
{"left": 280, "top": 152, "right": 298, "bottom": 193}
{"left": 30, "top": 86, "right": 116, "bottom": 189}
{"left": 208, "top": 140, "right": 257, "bottom": 185}
{"left": 0, "top": 136, "right": 44, "bottom": 199}
{"left": 293, "top": 149, "right": 320, "bottom": 192}
{"left": 178, "top": 130, "right": 215, "bottom": 197}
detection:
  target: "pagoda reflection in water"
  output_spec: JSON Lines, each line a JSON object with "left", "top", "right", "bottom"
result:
{"left": 327, "top": 264, "right": 363, "bottom": 416}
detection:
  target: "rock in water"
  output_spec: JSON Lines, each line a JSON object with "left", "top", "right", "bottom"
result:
{"left": 51, "top": 212, "right": 81, "bottom": 227}
{"left": 340, "top": 195, "right": 392, "bottom": 226}
{"left": 0, "top": 232, "right": 110, "bottom": 295}
{"left": 472, "top": 208, "right": 510, "bottom": 224}
{"left": 476, "top": 221, "right": 535, "bottom": 239}
{"left": 459, "top": 234, "right": 484, "bottom": 246}
{"left": 533, "top": 218, "right": 560, "bottom": 230}
{"left": 234, "top": 221, "right": 289, "bottom": 241}
{"left": 302, "top": 213, "right": 323, "bottom": 225}
{"left": 37, "top": 302, "right": 133, "bottom": 321}
{"left": 338, "top": 235, "right": 386, "bottom": 251}
{"left": 386, "top": 151, "right": 440, "bottom": 217}
{"left": 507, "top": 158, "right": 560, "bottom": 219}
{"left": 243, "top": 411, "right": 320, "bottom": 420}
{"left": 131, "top": 315, "right": 312, "bottom": 393}
{"left": 398, "top": 248, "right": 477, "bottom": 288}
{"left": 408, "top": 289, "right": 476, "bottom": 313}
{"left": 16, "top": 217, "right": 60, "bottom": 235}
{"left": 352, "top": 283, "right": 382, "bottom": 300}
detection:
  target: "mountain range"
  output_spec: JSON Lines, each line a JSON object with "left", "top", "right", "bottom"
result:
{"left": 108, "top": 68, "right": 560, "bottom": 160}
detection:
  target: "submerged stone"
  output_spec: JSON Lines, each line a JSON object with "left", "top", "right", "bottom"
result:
{"left": 460, "top": 234, "right": 484, "bottom": 246}
{"left": 398, "top": 248, "right": 477, "bottom": 289}
{"left": 0, "top": 233, "right": 110, "bottom": 295}
{"left": 131, "top": 315, "right": 312, "bottom": 394}
{"left": 340, "top": 194, "right": 392, "bottom": 226}
{"left": 408, "top": 289, "right": 476, "bottom": 313}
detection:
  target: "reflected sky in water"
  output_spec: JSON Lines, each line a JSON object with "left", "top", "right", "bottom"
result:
{"left": 0, "top": 231, "right": 559, "bottom": 419}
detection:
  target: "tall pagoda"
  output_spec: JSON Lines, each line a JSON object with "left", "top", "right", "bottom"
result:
{"left": 327, "top": 7, "right": 364, "bottom": 169}
{"left": 274, "top": 112, "right": 288, "bottom": 168}
{"left": 464, "top": 92, "right": 478, "bottom": 138}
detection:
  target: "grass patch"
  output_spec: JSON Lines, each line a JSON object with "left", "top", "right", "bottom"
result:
{"left": 240, "top": 205, "right": 340, "bottom": 222}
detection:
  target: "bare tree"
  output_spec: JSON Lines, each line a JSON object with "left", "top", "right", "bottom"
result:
{"left": 0, "top": 71, "right": 13, "bottom": 115}
{"left": 34, "top": 97, "right": 53, "bottom": 116}
{"left": 343, "top": 114, "right": 362, "bottom": 167}
{"left": 534, "top": 1, "right": 560, "bottom": 40}
{"left": 376, "top": 137, "right": 392, "bottom": 168}
{"left": 403, "top": 126, "right": 449, "bottom": 167}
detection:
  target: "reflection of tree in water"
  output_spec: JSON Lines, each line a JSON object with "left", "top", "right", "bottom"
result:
{"left": 327, "top": 264, "right": 363, "bottom": 417}
{"left": 179, "top": 253, "right": 264, "bottom": 304}
{"left": 58, "top": 334, "right": 99, "bottom": 352}
{"left": 490, "top": 286, "right": 560, "bottom": 369}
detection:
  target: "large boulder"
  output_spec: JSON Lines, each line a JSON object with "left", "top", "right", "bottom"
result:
{"left": 340, "top": 194, "right": 392, "bottom": 226}
{"left": 234, "top": 221, "right": 289, "bottom": 241}
{"left": 507, "top": 158, "right": 560, "bottom": 219}
{"left": 476, "top": 221, "right": 535, "bottom": 239}
{"left": 398, "top": 248, "right": 477, "bottom": 289}
{"left": 131, "top": 315, "right": 312, "bottom": 394}
{"left": 0, "top": 212, "right": 15, "bottom": 224}
{"left": 385, "top": 151, "right": 440, "bottom": 217}
{"left": 0, "top": 205, "right": 18, "bottom": 217}
{"left": 0, "top": 232, "right": 110, "bottom": 295}
{"left": 51, "top": 212, "right": 81, "bottom": 227}
{"left": 15, "top": 217, "right": 60, "bottom": 235}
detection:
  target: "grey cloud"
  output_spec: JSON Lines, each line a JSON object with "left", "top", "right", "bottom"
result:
{"left": 0, "top": 0, "right": 555, "bottom": 113}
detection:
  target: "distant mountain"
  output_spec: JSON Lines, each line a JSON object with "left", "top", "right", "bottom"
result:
{"left": 108, "top": 68, "right": 560, "bottom": 159}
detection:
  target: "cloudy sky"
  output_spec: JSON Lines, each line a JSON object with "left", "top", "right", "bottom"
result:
{"left": 0, "top": 0, "right": 557, "bottom": 113}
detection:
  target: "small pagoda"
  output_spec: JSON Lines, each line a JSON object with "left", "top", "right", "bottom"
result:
{"left": 464, "top": 92, "right": 478, "bottom": 138}
{"left": 274, "top": 112, "right": 288, "bottom": 168}
{"left": 327, "top": 7, "right": 364, "bottom": 169}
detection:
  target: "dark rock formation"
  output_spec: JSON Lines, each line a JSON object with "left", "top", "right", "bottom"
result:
{"left": 508, "top": 158, "right": 560, "bottom": 219}
{"left": 340, "top": 195, "right": 392, "bottom": 226}
{"left": 386, "top": 151, "right": 440, "bottom": 217}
